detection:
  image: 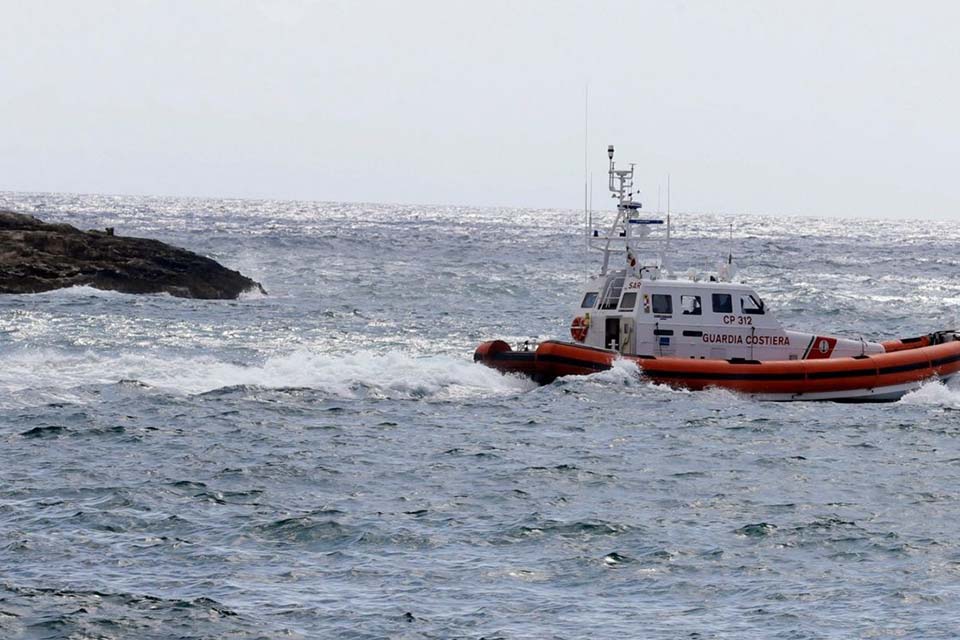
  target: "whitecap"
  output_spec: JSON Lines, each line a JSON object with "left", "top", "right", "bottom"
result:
{"left": 237, "top": 286, "right": 269, "bottom": 300}
{"left": 0, "top": 347, "right": 537, "bottom": 403}
{"left": 34, "top": 285, "right": 167, "bottom": 299}
{"left": 585, "top": 357, "right": 643, "bottom": 385}
{"left": 898, "top": 379, "right": 960, "bottom": 409}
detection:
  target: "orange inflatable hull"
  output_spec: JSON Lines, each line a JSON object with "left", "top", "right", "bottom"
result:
{"left": 474, "top": 335, "right": 960, "bottom": 402}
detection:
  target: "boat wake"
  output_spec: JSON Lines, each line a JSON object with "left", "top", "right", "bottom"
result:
{"left": 898, "top": 378, "right": 960, "bottom": 409}
{"left": 549, "top": 357, "right": 642, "bottom": 390}
{"left": 0, "top": 348, "right": 537, "bottom": 405}
{"left": 535, "top": 356, "right": 752, "bottom": 406}
{"left": 582, "top": 357, "right": 643, "bottom": 385}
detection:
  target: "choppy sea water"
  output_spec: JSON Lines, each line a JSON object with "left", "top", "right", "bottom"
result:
{"left": 2, "top": 192, "right": 960, "bottom": 639}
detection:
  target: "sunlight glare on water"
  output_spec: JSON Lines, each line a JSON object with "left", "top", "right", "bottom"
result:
{"left": 2, "top": 192, "right": 960, "bottom": 638}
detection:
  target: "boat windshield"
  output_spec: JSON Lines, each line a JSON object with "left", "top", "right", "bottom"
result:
{"left": 742, "top": 294, "right": 765, "bottom": 314}
{"left": 599, "top": 276, "right": 625, "bottom": 310}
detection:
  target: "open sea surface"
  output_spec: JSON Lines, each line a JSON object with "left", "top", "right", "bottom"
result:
{"left": 2, "top": 192, "right": 960, "bottom": 639}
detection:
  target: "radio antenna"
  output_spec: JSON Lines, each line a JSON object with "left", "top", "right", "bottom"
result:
{"left": 728, "top": 221, "right": 734, "bottom": 265}
{"left": 583, "top": 83, "right": 589, "bottom": 247}
{"left": 666, "top": 174, "right": 672, "bottom": 274}
{"left": 667, "top": 173, "right": 671, "bottom": 217}
{"left": 589, "top": 172, "right": 593, "bottom": 224}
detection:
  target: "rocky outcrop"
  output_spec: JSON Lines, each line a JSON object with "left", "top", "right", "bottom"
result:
{"left": 0, "top": 211, "right": 265, "bottom": 299}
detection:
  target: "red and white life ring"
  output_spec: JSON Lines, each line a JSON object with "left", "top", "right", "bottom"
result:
{"left": 570, "top": 315, "right": 590, "bottom": 342}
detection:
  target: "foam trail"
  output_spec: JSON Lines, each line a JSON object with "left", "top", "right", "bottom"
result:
{"left": 555, "top": 357, "right": 642, "bottom": 388}
{"left": 35, "top": 285, "right": 163, "bottom": 299}
{"left": 0, "top": 348, "right": 537, "bottom": 404}
{"left": 591, "top": 357, "right": 643, "bottom": 384}
{"left": 899, "top": 379, "right": 960, "bottom": 409}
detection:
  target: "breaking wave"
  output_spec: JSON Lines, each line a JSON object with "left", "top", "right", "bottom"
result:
{"left": 898, "top": 379, "right": 960, "bottom": 409}
{"left": 556, "top": 357, "right": 642, "bottom": 388}
{"left": 0, "top": 348, "right": 536, "bottom": 403}
{"left": 35, "top": 285, "right": 165, "bottom": 298}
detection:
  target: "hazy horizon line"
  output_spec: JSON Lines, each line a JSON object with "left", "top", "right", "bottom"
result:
{"left": 0, "top": 188, "right": 942, "bottom": 223}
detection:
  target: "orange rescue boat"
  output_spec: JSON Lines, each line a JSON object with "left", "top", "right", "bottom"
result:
{"left": 474, "top": 144, "right": 960, "bottom": 401}
{"left": 475, "top": 333, "right": 960, "bottom": 402}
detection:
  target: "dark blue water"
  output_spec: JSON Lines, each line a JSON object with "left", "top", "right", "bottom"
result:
{"left": 2, "top": 192, "right": 960, "bottom": 638}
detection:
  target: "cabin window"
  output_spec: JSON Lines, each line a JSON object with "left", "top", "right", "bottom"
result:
{"left": 741, "top": 295, "right": 765, "bottom": 314}
{"left": 580, "top": 292, "right": 598, "bottom": 308}
{"left": 652, "top": 294, "right": 672, "bottom": 315}
{"left": 619, "top": 292, "right": 637, "bottom": 311}
{"left": 680, "top": 295, "right": 702, "bottom": 315}
{"left": 599, "top": 276, "right": 625, "bottom": 309}
{"left": 712, "top": 293, "right": 733, "bottom": 313}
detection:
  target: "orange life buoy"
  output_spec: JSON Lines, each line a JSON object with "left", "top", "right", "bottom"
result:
{"left": 570, "top": 316, "right": 589, "bottom": 342}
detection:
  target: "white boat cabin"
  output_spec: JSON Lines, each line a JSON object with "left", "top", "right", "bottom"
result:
{"left": 573, "top": 274, "right": 882, "bottom": 360}
{"left": 572, "top": 146, "right": 884, "bottom": 362}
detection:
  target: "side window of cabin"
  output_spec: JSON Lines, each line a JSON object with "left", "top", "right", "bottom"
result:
{"left": 680, "top": 295, "right": 702, "bottom": 315}
{"left": 581, "top": 292, "right": 598, "bottom": 308}
{"left": 619, "top": 292, "right": 637, "bottom": 311}
{"left": 741, "top": 295, "right": 765, "bottom": 314}
{"left": 652, "top": 294, "right": 672, "bottom": 315}
{"left": 712, "top": 293, "right": 733, "bottom": 313}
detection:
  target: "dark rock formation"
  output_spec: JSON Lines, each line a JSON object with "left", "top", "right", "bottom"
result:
{"left": 0, "top": 211, "right": 265, "bottom": 299}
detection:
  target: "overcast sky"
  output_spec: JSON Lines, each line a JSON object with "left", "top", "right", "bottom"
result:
{"left": 2, "top": 1, "right": 959, "bottom": 218}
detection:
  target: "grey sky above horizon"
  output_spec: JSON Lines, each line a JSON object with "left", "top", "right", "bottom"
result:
{"left": 2, "top": 1, "right": 959, "bottom": 219}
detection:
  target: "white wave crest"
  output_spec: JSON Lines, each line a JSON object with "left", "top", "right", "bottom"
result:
{"left": 554, "top": 358, "right": 758, "bottom": 406}
{"left": 237, "top": 286, "right": 268, "bottom": 300}
{"left": 0, "top": 348, "right": 537, "bottom": 403}
{"left": 35, "top": 285, "right": 163, "bottom": 299}
{"left": 555, "top": 357, "right": 642, "bottom": 388}
{"left": 899, "top": 379, "right": 960, "bottom": 409}
{"left": 591, "top": 357, "right": 643, "bottom": 384}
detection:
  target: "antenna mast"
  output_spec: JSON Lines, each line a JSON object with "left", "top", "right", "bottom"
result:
{"left": 583, "top": 84, "right": 589, "bottom": 247}
{"left": 665, "top": 173, "right": 671, "bottom": 275}
{"left": 728, "top": 221, "right": 734, "bottom": 265}
{"left": 667, "top": 173, "right": 671, "bottom": 216}
{"left": 590, "top": 145, "right": 667, "bottom": 279}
